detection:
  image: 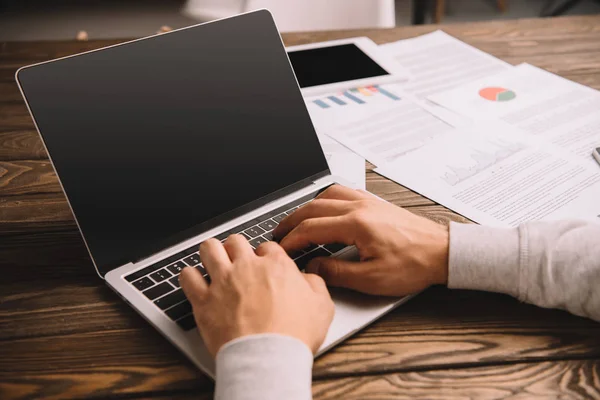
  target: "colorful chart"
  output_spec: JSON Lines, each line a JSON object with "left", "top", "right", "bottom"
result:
{"left": 311, "top": 85, "right": 401, "bottom": 109}
{"left": 479, "top": 87, "right": 516, "bottom": 102}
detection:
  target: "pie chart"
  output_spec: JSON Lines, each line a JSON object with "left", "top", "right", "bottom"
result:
{"left": 479, "top": 87, "right": 516, "bottom": 102}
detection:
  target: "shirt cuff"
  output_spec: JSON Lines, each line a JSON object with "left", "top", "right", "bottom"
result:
{"left": 448, "top": 222, "right": 522, "bottom": 299}
{"left": 215, "top": 334, "right": 313, "bottom": 400}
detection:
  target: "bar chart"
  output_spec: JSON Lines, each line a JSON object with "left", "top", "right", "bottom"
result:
{"left": 310, "top": 85, "right": 401, "bottom": 109}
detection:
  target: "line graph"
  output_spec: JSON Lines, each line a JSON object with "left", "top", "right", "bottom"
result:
{"left": 442, "top": 140, "right": 525, "bottom": 186}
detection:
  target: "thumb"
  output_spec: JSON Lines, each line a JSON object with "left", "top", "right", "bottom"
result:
{"left": 306, "top": 257, "right": 375, "bottom": 292}
{"left": 179, "top": 266, "right": 208, "bottom": 307}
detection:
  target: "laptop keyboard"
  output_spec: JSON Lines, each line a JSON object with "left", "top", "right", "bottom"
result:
{"left": 124, "top": 188, "right": 348, "bottom": 331}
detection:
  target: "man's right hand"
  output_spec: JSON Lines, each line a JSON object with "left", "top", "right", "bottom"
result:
{"left": 273, "top": 185, "right": 450, "bottom": 297}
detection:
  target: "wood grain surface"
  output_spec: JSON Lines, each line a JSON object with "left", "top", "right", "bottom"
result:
{"left": 1, "top": 15, "right": 600, "bottom": 400}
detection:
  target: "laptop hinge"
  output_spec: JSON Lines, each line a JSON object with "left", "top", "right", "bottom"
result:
{"left": 130, "top": 170, "right": 331, "bottom": 266}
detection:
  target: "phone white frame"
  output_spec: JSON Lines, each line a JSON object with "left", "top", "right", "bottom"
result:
{"left": 286, "top": 37, "right": 410, "bottom": 96}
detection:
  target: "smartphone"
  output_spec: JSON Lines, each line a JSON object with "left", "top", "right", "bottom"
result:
{"left": 594, "top": 147, "right": 600, "bottom": 166}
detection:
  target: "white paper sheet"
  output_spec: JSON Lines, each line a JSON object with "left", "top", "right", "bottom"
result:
{"left": 317, "top": 133, "right": 366, "bottom": 189}
{"left": 305, "top": 83, "right": 409, "bottom": 131}
{"left": 323, "top": 96, "right": 454, "bottom": 167}
{"left": 428, "top": 64, "right": 600, "bottom": 165}
{"left": 375, "top": 122, "right": 600, "bottom": 227}
{"left": 381, "top": 31, "right": 512, "bottom": 99}
{"left": 305, "top": 85, "right": 397, "bottom": 189}
{"left": 380, "top": 31, "right": 513, "bottom": 127}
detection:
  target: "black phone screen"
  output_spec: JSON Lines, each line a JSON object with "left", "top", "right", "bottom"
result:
{"left": 287, "top": 44, "right": 389, "bottom": 88}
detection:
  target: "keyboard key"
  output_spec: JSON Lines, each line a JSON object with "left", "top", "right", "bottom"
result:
{"left": 168, "top": 265, "right": 207, "bottom": 287}
{"left": 196, "top": 264, "right": 207, "bottom": 275}
{"left": 289, "top": 249, "right": 305, "bottom": 259}
{"left": 143, "top": 282, "right": 173, "bottom": 300}
{"left": 154, "top": 289, "right": 187, "bottom": 310}
{"left": 192, "top": 265, "right": 210, "bottom": 283}
{"left": 239, "top": 232, "right": 252, "bottom": 240}
{"left": 303, "top": 244, "right": 318, "bottom": 253}
{"left": 125, "top": 260, "right": 169, "bottom": 282}
{"left": 295, "top": 248, "right": 330, "bottom": 270}
{"left": 177, "top": 314, "right": 197, "bottom": 331}
{"left": 249, "top": 236, "right": 269, "bottom": 249}
{"left": 165, "top": 301, "right": 193, "bottom": 320}
{"left": 125, "top": 244, "right": 200, "bottom": 282}
{"left": 324, "top": 243, "right": 347, "bottom": 254}
{"left": 166, "top": 261, "right": 186, "bottom": 275}
{"left": 244, "top": 226, "right": 266, "bottom": 238}
{"left": 258, "top": 219, "right": 277, "bottom": 232}
{"left": 169, "top": 275, "right": 181, "bottom": 288}
{"left": 272, "top": 213, "right": 287, "bottom": 223}
{"left": 215, "top": 229, "right": 237, "bottom": 241}
{"left": 150, "top": 268, "right": 172, "bottom": 282}
{"left": 183, "top": 253, "right": 201, "bottom": 266}
{"left": 132, "top": 277, "right": 154, "bottom": 291}
{"left": 262, "top": 231, "right": 274, "bottom": 241}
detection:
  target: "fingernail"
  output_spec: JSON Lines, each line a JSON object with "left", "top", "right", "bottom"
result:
{"left": 305, "top": 259, "right": 320, "bottom": 275}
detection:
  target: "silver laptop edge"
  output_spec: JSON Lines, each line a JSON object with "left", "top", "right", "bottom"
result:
{"left": 16, "top": 10, "right": 411, "bottom": 379}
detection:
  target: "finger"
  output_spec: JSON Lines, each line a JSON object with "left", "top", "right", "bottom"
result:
{"left": 254, "top": 241, "right": 285, "bottom": 257}
{"left": 279, "top": 216, "right": 356, "bottom": 253}
{"left": 199, "top": 238, "right": 231, "bottom": 280}
{"left": 222, "top": 234, "right": 254, "bottom": 261}
{"left": 179, "top": 266, "right": 209, "bottom": 306}
{"left": 317, "top": 184, "right": 370, "bottom": 201}
{"left": 306, "top": 257, "right": 379, "bottom": 294}
{"left": 303, "top": 273, "right": 329, "bottom": 295}
{"left": 274, "top": 199, "right": 352, "bottom": 240}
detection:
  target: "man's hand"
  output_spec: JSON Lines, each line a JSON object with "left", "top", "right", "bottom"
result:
{"left": 273, "top": 185, "right": 450, "bottom": 297}
{"left": 179, "top": 236, "right": 335, "bottom": 357}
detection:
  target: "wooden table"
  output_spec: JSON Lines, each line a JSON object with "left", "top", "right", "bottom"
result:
{"left": 2, "top": 15, "right": 600, "bottom": 400}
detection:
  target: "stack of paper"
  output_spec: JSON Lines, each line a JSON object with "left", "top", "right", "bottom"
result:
{"left": 302, "top": 30, "right": 600, "bottom": 226}
{"left": 428, "top": 63, "right": 600, "bottom": 165}
{"left": 375, "top": 122, "right": 600, "bottom": 227}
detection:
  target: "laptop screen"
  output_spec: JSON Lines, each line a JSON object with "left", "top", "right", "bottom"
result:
{"left": 17, "top": 10, "right": 329, "bottom": 275}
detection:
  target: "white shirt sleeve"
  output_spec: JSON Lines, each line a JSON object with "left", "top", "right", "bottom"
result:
{"left": 215, "top": 334, "right": 313, "bottom": 400}
{"left": 448, "top": 220, "right": 600, "bottom": 322}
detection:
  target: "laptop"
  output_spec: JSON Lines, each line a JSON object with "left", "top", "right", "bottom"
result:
{"left": 16, "top": 10, "right": 411, "bottom": 378}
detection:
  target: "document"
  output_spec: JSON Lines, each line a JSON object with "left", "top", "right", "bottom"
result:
{"left": 305, "top": 85, "right": 401, "bottom": 188}
{"left": 306, "top": 81, "right": 471, "bottom": 169}
{"left": 305, "top": 83, "right": 408, "bottom": 132}
{"left": 375, "top": 122, "right": 600, "bottom": 227}
{"left": 317, "top": 133, "right": 366, "bottom": 189}
{"left": 429, "top": 64, "right": 600, "bottom": 165}
{"left": 381, "top": 31, "right": 512, "bottom": 99}
{"left": 323, "top": 98, "right": 453, "bottom": 167}
{"left": 380, "top": 31, "right": 512, "bottom": 127}
{"left": 307, "top": 82, "right": 453, "bottom": 168}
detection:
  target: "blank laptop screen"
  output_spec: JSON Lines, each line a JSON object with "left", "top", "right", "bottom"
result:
{"left": 17, "top": 11, "right": 329, "bottom": 275}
